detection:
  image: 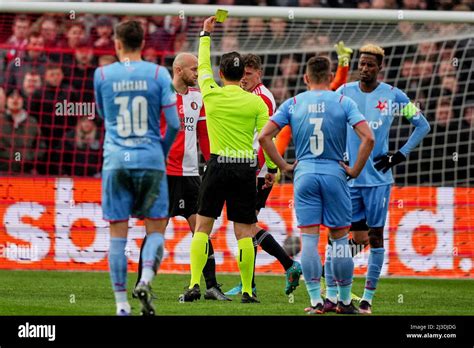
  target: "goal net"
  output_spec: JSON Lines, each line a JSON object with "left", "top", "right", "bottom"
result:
{"left": 0, "top": 2, "right": 472, "bottom": 278}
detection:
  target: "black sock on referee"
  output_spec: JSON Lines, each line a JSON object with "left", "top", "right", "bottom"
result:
{"left": 203, "top": 239, "right": 218, "bottom": 290}
{"left": 251, "top": 238, "right": 258, "bottom": 289}
{"left": 255, "top": 229, "right": 293, "bottom": 271}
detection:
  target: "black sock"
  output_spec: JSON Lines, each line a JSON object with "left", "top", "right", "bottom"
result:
{"left": 349, "top": 238, "right": 367, "bottom": 257}
{"left": 203, "top": 239, "right": 218, "bottom": 289}
{"left": 135, "top": 235, "right": 147, "bottom": 288}
{"left": 255, "top": 229, "right": 293, "bottom": 271}
{"left": 251, "top": 238, "right": 257, "bottom": 289}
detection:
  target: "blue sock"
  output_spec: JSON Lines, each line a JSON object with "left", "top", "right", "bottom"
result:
{"left": 109, "top": 237, "right": 128, "bottom": 303}
{"left": 330, "top": 234, "right": 354, "bottom": 305}
{"left": 363, "top": 247, "right": 385, "bottom": 304}
{"left": 140, "top": 232, "right": 165, "bottom": 284}
{"left": 324, "top": 244, "right": 338, "bottom": 303}
{"left": 301, "top": 234, "right": 322, "bottom": 306}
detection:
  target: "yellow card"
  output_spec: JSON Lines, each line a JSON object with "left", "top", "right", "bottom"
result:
{"left": 215, "top": 9, "right": 228, "bottom": 23}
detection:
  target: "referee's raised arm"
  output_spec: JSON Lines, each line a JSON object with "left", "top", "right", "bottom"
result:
{"left": 198, "top": 16, "right": 219, "bottom": 96}
{"left": 184, "top": 16, "right": 269, "bottom": 304}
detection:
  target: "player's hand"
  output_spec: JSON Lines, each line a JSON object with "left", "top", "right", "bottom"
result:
{"left": 203, "top": 16, "right": 217, "bottom": 33}
{"left": 374, "top": 151, "right": 406, "bottom": 173}
{"left": 334, "top": 41, "right": 353, "bottom": 67}
{"left": 263, "top": 173, "right": 276, "bottom": 189}
{"left": 339, "top": 161, "right": 359, "bottom": 179}
{"left": 280, "top": 161, "right": 297, "bottom": 177}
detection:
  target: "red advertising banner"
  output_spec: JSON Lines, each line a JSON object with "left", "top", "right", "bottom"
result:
{"left": 0, "top": 177, "right": 472, "bottom": 278}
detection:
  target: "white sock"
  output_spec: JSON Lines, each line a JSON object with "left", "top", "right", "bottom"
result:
{"left": 140, "top": 267, "right": 155, "bottom": 284}
{"left": 116, "top": 302, "right": 131, "bottom": 315}
{"left": 114, "top": 291, "right": 127, "bottom": 304}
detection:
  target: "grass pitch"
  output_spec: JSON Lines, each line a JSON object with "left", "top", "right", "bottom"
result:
{"left": 0, "top": 270, "right": 472, "bottom": 316}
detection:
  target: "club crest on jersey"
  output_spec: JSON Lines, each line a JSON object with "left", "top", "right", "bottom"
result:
{"left": 375, "top": 100, "right": 388, "bottom": 113}
{"left": 190, "top": 101, "right": 198, "bottom": 110}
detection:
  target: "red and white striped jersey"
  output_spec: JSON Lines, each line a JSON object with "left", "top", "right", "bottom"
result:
{"left": 251, "top": 83, "right": 276, "bottom": 178}
{"left": 161, "top": 87, "right": 210, "bottom": 176}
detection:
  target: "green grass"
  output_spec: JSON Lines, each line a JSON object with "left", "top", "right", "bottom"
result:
{"left": 0, "top": 270, "right": 472, "bottom": 316}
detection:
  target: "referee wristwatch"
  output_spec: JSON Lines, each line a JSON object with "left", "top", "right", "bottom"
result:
{"left": 268, "top": 168, "right": 278, "bottom": 174}
{"left": 199, "top": 31, "right": 211, "bottom": 37}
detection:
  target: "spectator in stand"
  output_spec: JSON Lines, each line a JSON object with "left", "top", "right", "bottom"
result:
{"left": 0, "top": 89, "right": 45, "bottom": 174}
{"left": 3, "top": 15, "right": 31, "bottom": 64}
{"left": 270, "top": 76, "right": 290, "bottom": 105}
{"left": 3, "top": 31, "right": 48, "bottom": 91}
{"left": 279, "top": 55, "right": 301, "bottom": 95}
{"left": 61, "top": 117, "right": 101, "bottom": 176}
{"left": 371, "top": 0, "right": 397, "bottom": 9}
{"left": 463, "top": 101, "right": 474, "bottom": 127}
{"left": 66, "top": 39, "right": 96, "bottom": 102}
{"left": 150, "top": 15, "right": 186, "bottom": 54}
{"left": 438, "top": 59, "right": 456, "bottom": 77}
{"left": 93, "top": 15, "right": 115, "bottom": 53}
{"left": 220, "top": 34, "right": 239, "bottom": 52}
{"left": 36, "top": 16, "right": 59, "bottom": 49}
{"left": 402, "top": 0, "right": 427, "bottom": 10}
{"left": 357, "top": 0, "right": 371, "bottom": 9}
{"left": 21, "top": 71, "right": 42, "bottom": 99}
{"left": 441, "top": 74, "right": 458, "bottom": 95}
{"left": 28, "top": 63, "right": 78, "bottom": 175}
{"left": 143, "top": 47, "right": 159, "bottom": 64}
{"left": 417, "top": 41, "right": 438, "bottom": 61}
{"left": 58, "top": 21, "right": 86, "bottom": 66}
{"left": 0, "top": 87, "right": 5, "bottom": 114}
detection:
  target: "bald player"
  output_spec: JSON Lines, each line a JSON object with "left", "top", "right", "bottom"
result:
{"left": 136, "top": 53, "right": 231, "bottom": 301}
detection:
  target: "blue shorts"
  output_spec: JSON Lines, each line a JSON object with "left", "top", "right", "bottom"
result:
{"left": 350, "top": 184, "right": 391, "bottom": 228}
{"left": 102, "top": 169, "right": 168, "bottom": 222}
{"left": 294, "top": 173, "right": 351, "bottom": 229}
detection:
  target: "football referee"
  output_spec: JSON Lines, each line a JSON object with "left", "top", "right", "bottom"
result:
{"left": 184, "top": 16, "right": 277, "bottom": 303}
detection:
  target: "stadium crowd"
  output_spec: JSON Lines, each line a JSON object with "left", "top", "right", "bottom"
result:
{"left": 0, "top": 0, "right": 472, "bottom": 185}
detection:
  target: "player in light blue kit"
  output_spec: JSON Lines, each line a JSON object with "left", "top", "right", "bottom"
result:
{"left": 330, "top": 44, "right": 431, "bottom": 314}
{"left": 94, "top": 21, "right": 179, "bottom": 316}
{"left": 259, "top": 56, "right": 374, "bottom": 314}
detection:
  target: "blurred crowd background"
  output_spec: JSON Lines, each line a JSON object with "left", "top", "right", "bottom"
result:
{"left": 0, "top": 0, "right": 472, "bottom": 186}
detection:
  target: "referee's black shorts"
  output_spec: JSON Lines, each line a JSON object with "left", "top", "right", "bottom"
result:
{"left": 198, "top": 154, "right": 257, "bottom": 224}
{"left": 168, "top": 175, "right": 201, "bottom": 219}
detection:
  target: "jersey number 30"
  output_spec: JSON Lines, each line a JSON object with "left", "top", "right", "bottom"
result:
{"left": 115, "top": 96, "right": 148, "bottom": 137}
{"left": 309, "top": 118, "right": 324, "bottom": 156}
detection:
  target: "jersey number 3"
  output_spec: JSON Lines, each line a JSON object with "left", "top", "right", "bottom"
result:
{"left": 309, "top": 118, "right": 324, "bottom": 156}
{"left": 115, "top": 96, "right": 148, "bottom": 137}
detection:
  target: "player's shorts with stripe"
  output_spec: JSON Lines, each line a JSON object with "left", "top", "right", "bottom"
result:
{"left": 256, "top": 177, "right": 273, "bottom": 212}
{"left": 102, "top": 169, "right": 168, "bottom": 222}
{"left": 168, "top": 175, "right": 200, "bottom": 219}
{"left": 294, "top": 173, "right": 351, "bottom": 229}
{"left": 350, "top": 184, "right": 392, "bottom": 228}
{"left": 198, "top": 154, "right": 257, "bottom": 224}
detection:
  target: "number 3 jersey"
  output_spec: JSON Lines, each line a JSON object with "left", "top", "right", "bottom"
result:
{"left": 161, "top": 87, "right": 210, "bottom": 176}
{"left": 93, "top": 61, "right": 177, "bottom": 171}
{"left": 271, "top": 90, "right": 365, "bottom": 181}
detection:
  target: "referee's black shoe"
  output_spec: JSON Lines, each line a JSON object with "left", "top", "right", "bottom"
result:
{"left": 241, "top": 292, "right": 260, "bottom": 303}
{"left": 204, "top": 284, "right": 232, "bottom": 301}
{"left": 182, "top": 284, "right": 201, "bottom": 302}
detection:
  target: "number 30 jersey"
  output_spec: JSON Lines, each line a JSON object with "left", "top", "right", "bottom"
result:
{"left": 94, "top": 61, "right": 177, "bottom": 171}
{"left": 271, "top": 90, "right": 365, "bottom": 180}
